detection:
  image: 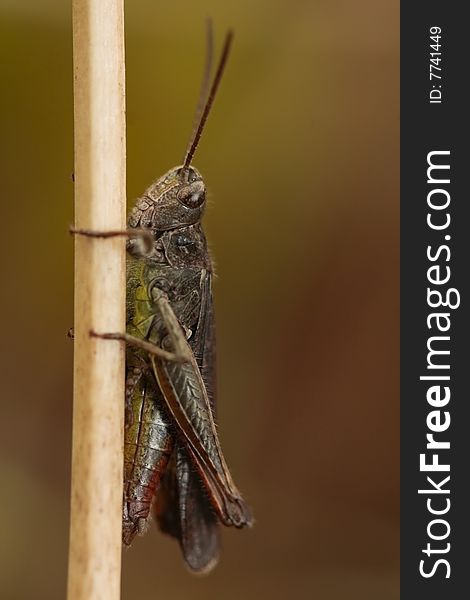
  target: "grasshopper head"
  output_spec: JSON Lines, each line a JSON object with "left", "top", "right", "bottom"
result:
{"left": 128, "top": 166, "right": 206, "bottom": 231}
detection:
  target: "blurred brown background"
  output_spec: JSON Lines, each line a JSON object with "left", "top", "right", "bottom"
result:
{"left": 0, "top": 1, "right": 399, "bottom": 598}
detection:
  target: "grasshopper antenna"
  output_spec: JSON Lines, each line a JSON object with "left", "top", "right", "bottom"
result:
{"left": 188, "top": 18, "right": 214, "bottom": 144}
{"left": 182, "top": 28, "right": 234, "bottom": 170}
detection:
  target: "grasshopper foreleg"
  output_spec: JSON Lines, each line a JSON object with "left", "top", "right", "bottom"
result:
{"left": 70, "top": 226, "right": 155, "bottom": 254}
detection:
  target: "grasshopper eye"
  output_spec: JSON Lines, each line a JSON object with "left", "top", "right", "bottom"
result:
{"left": 177, "top": 181, "right": 205, "bottom": 209}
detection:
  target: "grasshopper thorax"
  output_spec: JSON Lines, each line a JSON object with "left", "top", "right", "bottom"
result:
{"left": 128, "top": 166, "right": 206, "bottom": 232}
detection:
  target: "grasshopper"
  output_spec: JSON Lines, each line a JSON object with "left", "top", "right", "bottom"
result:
{"left": 74, "top": 26, "right": 253, "bottom": 573}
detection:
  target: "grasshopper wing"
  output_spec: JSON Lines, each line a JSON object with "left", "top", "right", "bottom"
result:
{"left": 155, "top": 274, "right": 221, "bottom": 571}
{"left": 151, "top": 275, "right": 252, "bottom": 529}
{"left": 155, "top": 446, "right": 220, "bottom": 573}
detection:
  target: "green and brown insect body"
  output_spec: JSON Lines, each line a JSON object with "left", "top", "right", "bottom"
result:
{"left": 123, "top": 211, "right": 212, "bottom": 546}
{"left": 123, "top": 164, "right": 252, "bottom": 571}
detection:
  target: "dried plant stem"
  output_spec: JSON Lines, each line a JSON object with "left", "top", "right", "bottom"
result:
{"left": 68, "top": 1, "right": 126, "bottom": 599}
